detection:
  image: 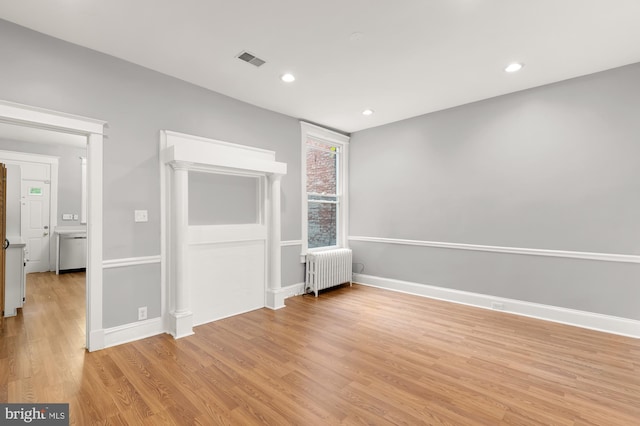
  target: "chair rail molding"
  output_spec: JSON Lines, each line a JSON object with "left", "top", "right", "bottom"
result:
{"left": 349, "top": 236, "right": 640, "bottom": 264}
{"left": 102, "top": 255, "right": 162, "bottom": 269}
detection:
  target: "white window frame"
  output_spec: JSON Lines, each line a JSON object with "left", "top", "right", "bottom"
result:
{"left": 300, "top": 121, "right": 350, "bottom": 260}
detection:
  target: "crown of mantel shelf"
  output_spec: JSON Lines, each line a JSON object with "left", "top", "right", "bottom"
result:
{"left": 161, "top": 131, "right": 287, "bottom": 176}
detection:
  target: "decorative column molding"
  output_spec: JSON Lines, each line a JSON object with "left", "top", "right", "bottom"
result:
{"left": 266, "top": 173, "right": 285, "bottom": 309}
{"left": 169, "top": 161, "right": 194, "bottom": 338}
{"left": 86, "top": 132, "right": 105, "bottom": 351}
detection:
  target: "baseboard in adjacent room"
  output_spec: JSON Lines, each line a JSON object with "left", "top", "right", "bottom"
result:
{"left": 353, "top": 273, "right": 640, "bottom": 339}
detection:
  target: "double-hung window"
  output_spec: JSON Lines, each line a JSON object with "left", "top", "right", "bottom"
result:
{"left": 301, "top": 122, "right": 349, "bottom": 255}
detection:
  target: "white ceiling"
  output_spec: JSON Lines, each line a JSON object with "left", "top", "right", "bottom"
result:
{"left": 1, "top": 0, "right": 640, "bottom": 133}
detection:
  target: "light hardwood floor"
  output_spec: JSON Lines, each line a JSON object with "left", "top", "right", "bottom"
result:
{"left": 1, "top": 272, "right": 639, "bottom": 425}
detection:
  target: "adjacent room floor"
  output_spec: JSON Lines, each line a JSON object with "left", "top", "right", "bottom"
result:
{"left": 1, "top": 272, "right": 639, "bottom": 424}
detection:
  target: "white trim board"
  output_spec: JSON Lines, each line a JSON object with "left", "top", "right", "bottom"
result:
{"left": 353, "top": 273, "right": 640, "bottom": 339}
{"left": 103, "top": 255, "right": 162, "bottom": 269}
{"left": 281, "top": 240, "right": 302, "bottom": 247}
{"left": 161, "top": 130, "right": 286, "bottom": 175}
{"left": 0, "top": 150, "right": 60, "bottom": 164}
{"left": 0, "top": 100, "right": 105, "bottom": 135}
{"left": 103, "top": 317, "right": 164, "bottom": 349}
{"left": 275, "top": 282, "right": 306, "bottom": 302}
{"left": 349, "top": 236, "right": 640, "bottom": 264}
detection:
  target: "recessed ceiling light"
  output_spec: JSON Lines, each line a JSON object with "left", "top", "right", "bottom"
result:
{"left": 281, "top": 73, "right": 295, "bottom": 83}
{"left": 505, "top": 62, "right": 524, "bottom": 73}
{"left": 350, "top": 32, "right": 364, "bottom": 42}
{"left": 362, "top": 109, "right": 374, "bottom": 116}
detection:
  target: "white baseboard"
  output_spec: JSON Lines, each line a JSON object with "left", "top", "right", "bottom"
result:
{"left": 87, "top": 329, "right": 105, "bottom": 352}
{"left": 353, "top": 273, "right": 640, "bottom": 339}
{"left": 103, "top": 317, "right": 165, "bottom": 348}
{"left": 266, "top": 282, "right": 306, "bottom": 310}
{"left": 281, "top": 282, "right": 306, "bottom": 299}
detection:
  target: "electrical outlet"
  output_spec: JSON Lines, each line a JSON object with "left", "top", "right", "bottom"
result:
{"left": 491, "top": 302, "right": 505, "bottom": 311}
{"left": 134, "top": 210, "right": 148, "bottom": 222}
{"left": 138, "top": 306, "right": 147, "bottom": 320}
{"left": 62, "top": 213, "right": 73, "bottom": 221}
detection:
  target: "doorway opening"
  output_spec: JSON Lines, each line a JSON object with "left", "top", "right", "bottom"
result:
{"left": 0, "top": 99, "right": 105, "bottom": 351}
{"left": 0, "top": 150, "right": 61, "bottom": 275}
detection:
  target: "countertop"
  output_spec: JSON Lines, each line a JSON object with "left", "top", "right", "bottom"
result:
{"left": 6, "top": 236, "right": 26, "bottom": 248}
{"left": 55, "top": 226, "right": 87, "bottom": 236}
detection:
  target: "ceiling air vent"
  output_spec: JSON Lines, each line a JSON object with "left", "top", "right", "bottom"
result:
{"left": 237, "top": 51, "right": 266, "bottom": 67}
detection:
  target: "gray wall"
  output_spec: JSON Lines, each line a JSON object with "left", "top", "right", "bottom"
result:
{"left": 350, "top": 63, "right": 640, "bottom": 320}
{"left": 0, "top": 19, "right": 305, "bottom": 329}
{"left": 0, "top": 139, "right": 86, "bottom": 226}
{"left": 188, "top": 172, "right": 259, "bottom": 226}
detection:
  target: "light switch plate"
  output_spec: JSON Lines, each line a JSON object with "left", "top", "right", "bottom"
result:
{"left": 134, "top": 210, "right": 148, "bottom": 223}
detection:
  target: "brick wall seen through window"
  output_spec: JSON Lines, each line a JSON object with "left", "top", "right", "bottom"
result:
{"left": 306, "top": 139, "right": 339, "bottom": 248}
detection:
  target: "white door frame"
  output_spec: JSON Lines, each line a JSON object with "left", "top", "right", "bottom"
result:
{"left": 0, "top": 99, "right": 106, "bottom": 351}
{"left": 160, "top": 130, "right": 287, "bottom": 338}
{"left": 0, "top": 150, "right": 59, "bottom": 271}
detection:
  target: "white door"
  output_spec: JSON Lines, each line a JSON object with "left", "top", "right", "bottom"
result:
{"left": 21, "top": 180, "right": 51, "bottom": 273}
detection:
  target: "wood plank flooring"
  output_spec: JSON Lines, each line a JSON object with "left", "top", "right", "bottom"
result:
{"left": 1, "top": 272, "right": 639, "bottom": 425}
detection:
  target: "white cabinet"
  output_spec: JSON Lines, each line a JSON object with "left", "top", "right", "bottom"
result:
{"left": 4, "top": 237, "right": 26, "bottom": 317}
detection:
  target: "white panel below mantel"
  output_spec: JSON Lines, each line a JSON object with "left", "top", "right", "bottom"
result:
{"left": 188, "top": 224, "right": 266, "bottom": 245}
{"left": 188, "top": 240, "right": 266, "bottom": 326}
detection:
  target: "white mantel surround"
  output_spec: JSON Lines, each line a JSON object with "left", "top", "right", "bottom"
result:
{"left": 160, "top": 131, "right": 287, "bottom": 338}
